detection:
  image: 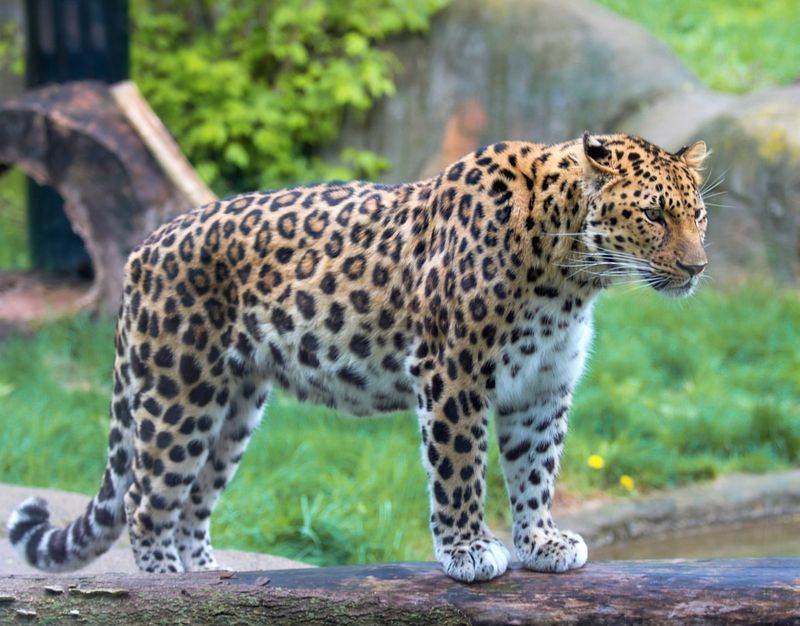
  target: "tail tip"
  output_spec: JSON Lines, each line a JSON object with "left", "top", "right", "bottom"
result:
{"left": 8, "top": 496, "right": 50, "bottom": 547}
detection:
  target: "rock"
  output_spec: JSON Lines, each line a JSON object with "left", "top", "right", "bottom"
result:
{"left": 690, "top": 87, "right": 800, "bottom": 283}
{"left": 331, "top": 0, "right": 800, "bottom": 283}
{"left": 619, "top": 89, "right": 735, "bottom": 151}
{"left": 334, "top": 0, "right": 699, "bottom": 183}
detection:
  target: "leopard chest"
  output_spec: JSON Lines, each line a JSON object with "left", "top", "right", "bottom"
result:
{"left": 493, "top": 299, "right": 595, "bottom": 409}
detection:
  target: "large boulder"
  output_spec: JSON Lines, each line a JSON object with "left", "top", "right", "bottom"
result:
{"left": 336, "top": 0, "right": 700, "bottom": 182}
{"left": 622, "top": 87, "right": 800, "bottom": 284}
{"left": 332, "top": 0, "right": 800, "bottom": 284}
{"left": 691, "top": 88, "right": 800, "bottom": 283}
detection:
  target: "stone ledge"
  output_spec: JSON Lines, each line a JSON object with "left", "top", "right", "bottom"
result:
{"left": 556, "top": 469, "right": 800, "bottom": 548}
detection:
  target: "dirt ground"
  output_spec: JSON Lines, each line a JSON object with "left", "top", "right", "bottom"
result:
{"left": 0, "top": 483, "right": 310, "bottom": 575}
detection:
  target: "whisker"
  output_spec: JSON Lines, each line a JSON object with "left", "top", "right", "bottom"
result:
{"left": 702, "top": 176, "right": 726, "bottom": 194}
{"left": 570, "top": 253, "right": 652, "bottom": 269}
{"left": 559, "top": 256, "right": 649, "bottom": 269}
{"left": 704, "top": 202, "right": 734, "bottom": 210}
{"left": 557, "top": 259, "right": 641, "bottom": 268}
{"left": 556, "top": 261, "right": 650, "bottom": 281}
{"left": 700, "top": 167, "right": 728, "bottom": 194}
{"left": 569, "top": 247, "right": 645, "bottom": 260}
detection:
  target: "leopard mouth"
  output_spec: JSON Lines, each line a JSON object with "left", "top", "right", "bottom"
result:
{"left": 641, "top": 270, "right": 697, "bottom": 297}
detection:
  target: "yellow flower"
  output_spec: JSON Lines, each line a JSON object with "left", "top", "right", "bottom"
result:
{"left": 619, "top": 475, "right": 635, "bottom": 491}
{"left": 587, "top": 454, "right": 605, "bottom": 470}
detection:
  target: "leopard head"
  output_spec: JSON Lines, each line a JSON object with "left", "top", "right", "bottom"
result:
{"left": 576, "top": 132, "right": 708, "bottom": 297}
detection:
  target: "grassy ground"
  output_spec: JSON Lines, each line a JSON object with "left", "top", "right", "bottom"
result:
{"left": 596, "top": 0, "right": 800, "bottom": 93}
{"left": 1, "top": 285, "right": 798, "bottom": 565}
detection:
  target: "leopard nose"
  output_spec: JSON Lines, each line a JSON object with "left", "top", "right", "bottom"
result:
{"left": 677, "top": 260, "right": 707, "bottom": 277}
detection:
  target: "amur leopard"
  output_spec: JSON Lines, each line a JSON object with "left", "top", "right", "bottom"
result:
{"left": 9, "top": 132, "right": 708, "bottom": 582}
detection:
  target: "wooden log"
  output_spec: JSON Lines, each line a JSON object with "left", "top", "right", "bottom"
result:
{"left": 0, "top": 81, "right": 201, "bottom": 315}
{"left": 0, "top": 559, "right": 798, "bottom": 625}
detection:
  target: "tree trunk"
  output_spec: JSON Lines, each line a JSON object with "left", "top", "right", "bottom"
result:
{"left": 1, "top": 559, "right": 798, "bottom": 625}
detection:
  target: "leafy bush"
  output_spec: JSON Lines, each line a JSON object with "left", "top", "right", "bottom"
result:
{"left": 0, "top": 18, "right": 23, "bottom": 77}
{"left": 131, "top": 0, "right": 447, "bottom": 193}
{"left": 0, "top": 169, "right": 29, "bottom": 269}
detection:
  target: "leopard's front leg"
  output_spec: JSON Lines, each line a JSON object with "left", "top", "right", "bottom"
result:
{"left": 496, "top": 391, "right": 588, "bottom": 573}
{"left": 417, "top": 377, "right": 510, "bottom": 583}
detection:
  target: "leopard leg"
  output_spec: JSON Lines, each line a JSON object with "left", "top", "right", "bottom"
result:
{"left": 176, "top": 378, "right": 271, "bottom": 571}
{"left": 417, "top": 377, "right": 510, "bottom": 583}
{"left": 125, "top": 404, "right": 216, "bottom": 572}
{"left": 495, "top": 391, "right": 587, "bottom": 573}
{"left": 124, "top": 396, "right": 223, "bottom": 573}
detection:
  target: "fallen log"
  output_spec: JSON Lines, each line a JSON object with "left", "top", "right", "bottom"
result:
{"left": 1, "top": 559, "right": 798, "bottom": 625}
{"left": 0, "top": 81, "right": 215, "bottom": 316}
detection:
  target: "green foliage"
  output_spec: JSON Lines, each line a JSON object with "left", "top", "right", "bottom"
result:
{"left": 596, "top": 0, "right": 800, "bottom": 93}
{"left": 1, "top": 285, "right": 798, "bottom": 565}
{"left": 0, "top": 169, "right": 29, "bottom": 269}
{"left": 131, "top": 0, "right": 446, "bottom": 192}
{"left": 0, "top": 18, "right": 23, "bottom": 77}
{"left": 0, "top": 2, "right": 444, "bottom": 267}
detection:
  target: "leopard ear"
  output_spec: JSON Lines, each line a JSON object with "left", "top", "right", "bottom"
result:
{"left": 675, "top": 140, "right": 708, "bottom": 171}
{"left": 581, "top": 132, "right": 617, "bottom": 191}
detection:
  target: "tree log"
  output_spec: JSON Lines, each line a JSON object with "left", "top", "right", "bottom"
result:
{"left": 0, "top": 81, "right": 206, "bottom": 315}
{"left": 0, "top": 559, "right": 798, "bottom": 625}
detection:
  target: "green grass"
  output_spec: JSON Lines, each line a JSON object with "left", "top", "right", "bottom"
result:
{"left": 596, "top": 0, "right": 800, "bottom": 93}
{"left": 1, "top": 284, "right": 798, "bottom": 565}
{"left": 566, "top": 286, "right": 800, "bottom": 494}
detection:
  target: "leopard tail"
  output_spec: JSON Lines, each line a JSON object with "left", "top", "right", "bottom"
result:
{"left": 7, "top": 325, "right": 136, "bottom": 572}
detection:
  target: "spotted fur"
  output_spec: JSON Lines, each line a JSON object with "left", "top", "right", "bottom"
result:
{"left": 8, "top": 133, "right": 707, "bottom": 581}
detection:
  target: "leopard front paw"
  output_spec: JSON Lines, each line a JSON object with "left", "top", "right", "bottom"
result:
{"left": 517, "top": 528, "right": 587, "bottom": 573}
{"left": 437, "top": 535, "right": 511, "bottom": 583}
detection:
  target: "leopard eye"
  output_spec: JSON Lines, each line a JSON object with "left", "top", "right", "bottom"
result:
{"left": 643, "top": 207, "right": 665, "bottom": 224}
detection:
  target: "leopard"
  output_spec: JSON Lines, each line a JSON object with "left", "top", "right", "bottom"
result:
{"left": 8, "top": 132, "right": 708, "bottom": 582}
